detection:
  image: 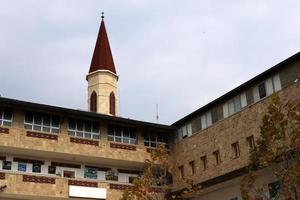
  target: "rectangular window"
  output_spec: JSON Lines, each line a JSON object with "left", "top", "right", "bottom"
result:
{"left": 24, "top": 111, "right": 60, "bottom": 133}
{"left": 0, "top": 107, "right": 13, "bottom": 127}
{"left": 63, "top": 170, "right": 75, "bottom": 178}
{"left": 268, "top": 181, "right": 281, "bottom": 199}
{"left": 232, "top": 142, "right": 240, "bottom": 158}
{"left": 105, "top": 170, "right": 118, "bottom": 181}
{"left": 32, "top": 163, "right": 41, "bottom": 173}
{"left": 182, "top": 125, "right": 188, "bottom": 138}
{"left": 129, "top": 176, "right": 138, "bottom": 184}
{"left": 2, "top": 161, "right": 12, "bottom": 170}
{"left": 230, "top": 197, "right": 238, "bottom": 200}
{"left": 84, "top": 167, "right": 98, "bottom": 179}
{"left": 201, "top": 115, "right": 207, "bottom": 129}
{"left": 246, "top": 135, "right": 255, "bottom": 151}
{"left": 68, "top": 119, "right": 100, "bottom": 140}
{"left": 258, "top": 82, "right": 267, "bottom": 99}
{"left": 18, "top": 162, "right": 27, "bottom": 172}
{"left": 189, "top": 160, "right": 195, "bottom": 175}
{"left": 200, "top": 155, "right": 207, "bottom": 170}
{"left": 213, "top": 150, "right": 221, "bottom": 165}
{"left": 211, "top": 108, "right": 218, "bottom": 123}
{"left": 144, "top": 133, "right": 168, "bottom": 148}
{"left": 178, "top": 165, "right": 184, "bottom": 179}
{"left": 108, "top": 126, "right": 136, "bottom": 144}
{"left": 48, "top": 165, "right": 56, "bottom": 174}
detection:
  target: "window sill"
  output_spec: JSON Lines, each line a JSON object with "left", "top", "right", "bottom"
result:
{"left": 69, "top": 137, "right": 99, "bottom": 146}
{"left": 26, "top": 131, "right": 58, "bottom": 140}
{"left": 110, "top": 142, "right": 137, "bottom": 151}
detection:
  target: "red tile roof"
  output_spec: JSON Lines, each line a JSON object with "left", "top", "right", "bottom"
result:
{"left": 89, "top": 19, "right": 116, "bottom": 74}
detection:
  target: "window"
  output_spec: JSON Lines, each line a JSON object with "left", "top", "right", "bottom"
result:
{"left": 63, "top": 170, "right": 75, "bottom": 178}
{"left": 18, "top": 162, "right": 27, "bottom": 172}
{"left": 0, "top": 107, "right": 13, "bottom": 127}
{"left": 144, "top": 133, "right": 168, "bottom": 148}
{"left": 213, "top": 150, "right": 221, "bottom": 165}
{"left": 230, "top": 197, "right": 238, "bottom": 200}
{"left": 84, "top": 167, "right": 98, "bottom": 179}
{"left": 68, "top": 119, "right": 100, "bottom": 139}
{"left": 258, "top": 82, "right": 267, "bottom": 99}
{"left": 48, "top": 165, "right": 56, "bottom": 174}
{"left": 90, "top": 91, "right": 97, "bottom": 112}
{"left": 178, "top": 165, "right": 184, "bottom": 179}
{"left": 189, "top": 160, "right": 195, "bottom": 175}
{"left": 268, "top": 181, "right": 281, "bottom": 199}
{"left": 108, "top": 126, "right": 136, "bottom": 144}
{"left": 200, "top": 155, "right": 207, "bottom": 170}
{"left": 32, "top": 163, "right": 41, "bottom": 173}
{"left": 246, "top": 135, "right": 255, "bottom": 151}
{"left": 200, "top": 112, "right": 212, "bottom": 130}
{"left": 109, "top": 92, "right": 116, "bottom": 115}
{"left": 105, "top": 170, "right": 118, "bottom": 181}
{"left": 129, "top": 176, "right": 138, "bottom": 183}
{"left": 2, "top": 161, "right": 12, "bottom": 170}
{"left": 24, "top": 112, "right": 60, "bottom": 133}
{"left": 232, "top": 142, "right": 240, "bottom": 158}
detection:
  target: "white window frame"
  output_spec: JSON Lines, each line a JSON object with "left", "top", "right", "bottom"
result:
{"left": 24, "top": 112, "right": 60, "bottom": 134}
{"left": 0, "top": 108, "right": 13, "bottom": 127}
{"left": 68, "top": 119, "right": 100, "bottom": 140}
{"left": 107, "top": 126, "right": 136, "bottom": 145}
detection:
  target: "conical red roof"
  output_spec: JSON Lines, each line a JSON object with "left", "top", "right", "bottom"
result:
{"left": 89, "top": 19, "right": 116, "bottom": 74}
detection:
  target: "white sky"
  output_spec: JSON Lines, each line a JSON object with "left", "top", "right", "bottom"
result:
{"left": 0, "top": 0, "right": 299, "bottom": 124}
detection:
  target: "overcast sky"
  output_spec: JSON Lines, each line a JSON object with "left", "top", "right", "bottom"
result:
{"left": 0, "top": 0, "right": 299, "bottom": 125}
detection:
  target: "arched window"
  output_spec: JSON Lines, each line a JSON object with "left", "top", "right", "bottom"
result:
{"left": 90, "top": 91, "right": 97, "bottom": 112}
{"left": 109, "top": 92, "right": 116, "bottom": 115}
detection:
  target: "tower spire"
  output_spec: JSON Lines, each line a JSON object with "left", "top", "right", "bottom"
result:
{"left": 89, "top": 14, "right": 116, "bottom": 74}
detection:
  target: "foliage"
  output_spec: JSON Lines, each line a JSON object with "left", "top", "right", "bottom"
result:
{"left": 241, "top": 94, "right": 300, "bottom": 200}
{"left": 120, "top": 143, "right": 202, "bottom": 200}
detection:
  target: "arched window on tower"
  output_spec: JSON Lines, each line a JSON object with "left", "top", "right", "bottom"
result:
{"left": 109, "top": 92, "right": 116, "bottom": 115}
{"left": 90, "top": 91, "right": 97, "bottom": 112}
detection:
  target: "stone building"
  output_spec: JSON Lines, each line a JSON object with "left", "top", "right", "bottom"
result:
{"left": 0, "top": 17, "right": 300, "bottom": 200}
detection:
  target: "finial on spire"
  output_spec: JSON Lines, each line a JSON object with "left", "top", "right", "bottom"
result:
{"left": 101, "top": 12, "right": 105, "bottom": 20}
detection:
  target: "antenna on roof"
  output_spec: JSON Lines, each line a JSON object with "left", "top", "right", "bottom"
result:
{"left": 156, "top": 103, "right": 159, "bottom": 123}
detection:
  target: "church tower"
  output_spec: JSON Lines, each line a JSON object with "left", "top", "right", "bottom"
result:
{"left": 86, "top": 15, "right": 118, "bottom": 115}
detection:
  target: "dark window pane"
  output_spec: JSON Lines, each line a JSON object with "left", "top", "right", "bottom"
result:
{"left": 108, "top": 126, "right": 114, "bottom": 136}
{"left": 3, "top": 108, "right": 12, "bottom": 120}
{"left": 34, "top": 114, "right": 42, "bottom": 125}
{"left": 25, "top": 112, "right": 33, "bottom": 123}
{"left": 92, "top": 122, "right": 99, "bottom": 133}
{"left": 3, "top": 161, "right": 12, "bottom": 170}
{"left": 130, "top": 131, "right": 136, "bottom": 139}
{"left": 68, "top": 131, "right": 75, "bottom": 136}
{"left": 123, "top": 138, "right": 129, "bottom": 144}
{"left": 258, "top": 83, "right": 267, "bottom": 99}
{"left": 0, "top": 109, "right": 3, "bottom": 119}
{"left": 85, "top": 121, "right": 92, "bottom": 132}
{"left": 69, "top": 119, "right": 76, "bottom": 130}
{"left": 3, "top": 121, "right": 12, "bottom": 126}
{"left": 123, "top": 127, "right": 130, "bottom": 138}
{"left": 92, "top": 134, "right": 100, "bottom": 139}
{"left": 115, "top": 127, "right": 121, "bottom": 137}
{"left": 18, "top": 163, "right": 27, "bottom": 172}
{"left": 48, "top": 166, "right": 56, "bottom": 174}
{"left": 115, "top": 137, "right": 121, "bottom": 143}
{"left": 144, "top": 142, "right": 150, "bottom": 146}
{"left": 51, "top": 116, "right": 60, "bottom": 128}
{"left": 52, "top": 128, "right": 59, "bottom": 133}
{"left": 33, "top": 125, "right": 42, "bottom": 131}
{"left": 43, "top": 115, "right": 51, "bottom": 126}
{"left": 77, "top": 121, "right": 83, "bottom": 131}
{"left": 32, "top": 163, "right": 41, "bottom": 173}
{"left": 42, "top": 127, "right": 50, "bottom": 132}
{"left": 84, "top": 167, "right": 98, "bottom": 179}
{"left": 84, "top": 133, "right": 92, "bottom": 139}
{"left": 150, "top": 134, "right": 156, "bottom": 142}
{"left": 76, "top": 132, "right": 83, "bottom": 137}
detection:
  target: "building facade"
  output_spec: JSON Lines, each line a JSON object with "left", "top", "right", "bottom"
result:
{"left": 0, "top": 17, "right": 300, "bottom": 200}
